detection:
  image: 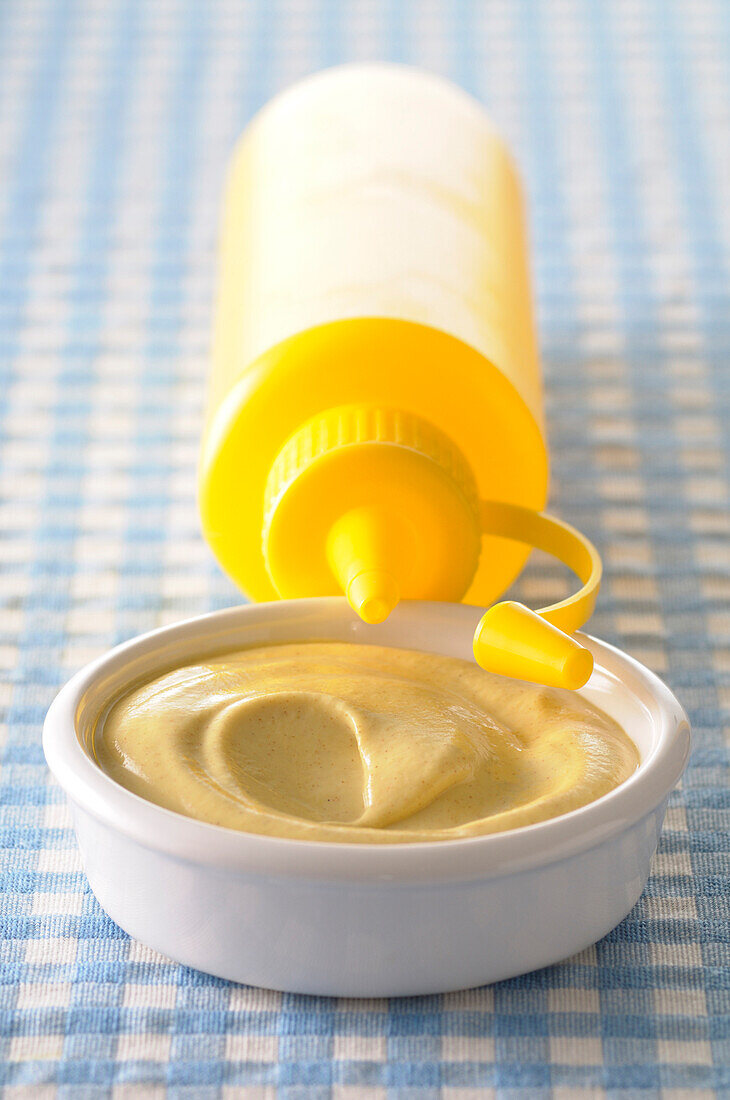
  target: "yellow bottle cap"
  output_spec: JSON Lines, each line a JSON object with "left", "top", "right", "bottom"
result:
{"left": 263, "top": 405, "right": 482, "bottom": 608}
{"left": 262, "top": 406, "right": 602, "bottom": 690}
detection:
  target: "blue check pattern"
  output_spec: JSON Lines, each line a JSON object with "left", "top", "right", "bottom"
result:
{"left": 0, "top": 0, "right": 728, "bottom": 1095}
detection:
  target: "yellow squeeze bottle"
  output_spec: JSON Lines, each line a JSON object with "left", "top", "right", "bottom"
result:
{"left": 200, "top": 64, "right": 601, "bottom": 690}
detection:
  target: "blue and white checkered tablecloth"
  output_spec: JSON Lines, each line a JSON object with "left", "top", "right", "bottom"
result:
{"left": 1, "top": 0, "right": 729, "bottom": 1095}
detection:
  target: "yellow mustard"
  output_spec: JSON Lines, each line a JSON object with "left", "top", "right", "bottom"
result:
{"left": 95, "top": 642, "right": 638, "bottom": 843}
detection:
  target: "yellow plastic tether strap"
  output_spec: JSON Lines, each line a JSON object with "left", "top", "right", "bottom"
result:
{"left": 473, "top": 501, "right": 602, "bottom": 690}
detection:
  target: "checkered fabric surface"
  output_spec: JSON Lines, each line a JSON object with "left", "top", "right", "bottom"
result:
{"left": 0, "top": 0, "right": 728, "bottom": 1095}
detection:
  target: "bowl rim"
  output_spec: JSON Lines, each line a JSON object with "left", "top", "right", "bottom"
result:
{"left": 43, "top": 598, "right": 691, "bottom": 885}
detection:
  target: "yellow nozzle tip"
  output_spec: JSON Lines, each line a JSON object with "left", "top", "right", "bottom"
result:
{"left": 358, "top": 596, "right": 393, "bottom": 625}
{"left": 347, "top": 570, "right": 400, "bottom": 625}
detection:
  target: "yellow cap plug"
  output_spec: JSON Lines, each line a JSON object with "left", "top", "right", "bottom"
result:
{"left": 471, "top": 501, "right": 603, "bottom": 689}
{"left": 473, "top": 601, "right": 594, "bottom": 689}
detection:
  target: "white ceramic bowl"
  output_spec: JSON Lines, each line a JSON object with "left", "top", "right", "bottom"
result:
{"left": 43, "top": 599, "right": 690, "bottom": 997}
